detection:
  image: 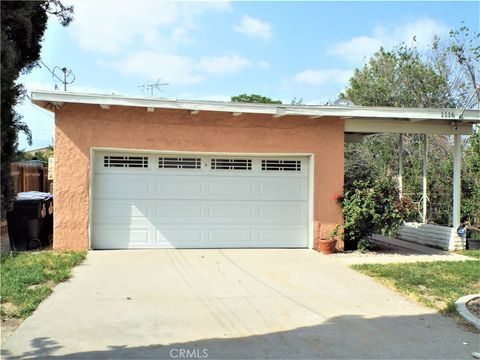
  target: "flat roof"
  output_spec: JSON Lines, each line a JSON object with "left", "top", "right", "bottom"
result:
{"left": 31, "top": 91, "right": 479, "bottom": 135}
{"left": 32, "top": 90, "right": 479, "bottom": 121}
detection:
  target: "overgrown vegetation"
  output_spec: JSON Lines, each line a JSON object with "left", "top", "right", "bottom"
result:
{"left": 352, "top": 260, "right": 480, "bottom": 313}
{"left": 339, "top": 178, "right": 408, "bottom": 251}
{"left": 1, "top": 1, "right": 73, "bottom": 218}
{"left": 0, "top": 251, "right": 86, "bottom": 319}
{"left": 341, "top": 24, "right": 479, "bottom": 229}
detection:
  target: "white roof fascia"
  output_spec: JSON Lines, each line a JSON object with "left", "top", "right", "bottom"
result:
{"left": 31, "top": 90, "right": 480, "bottom": 123}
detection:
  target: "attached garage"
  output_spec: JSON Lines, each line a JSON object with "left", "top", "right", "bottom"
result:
{"left": 31, "top": 91, "right": 477, "bottom": 251}
{"left": 92, "top": 152, "right": 309, "bottom": 249}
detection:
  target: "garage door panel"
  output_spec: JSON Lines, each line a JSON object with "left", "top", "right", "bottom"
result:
{"left": 94, "top": 225, "right": 150, "bottom": 249}
{"left": 207, "top": 204, "right": 254, "bottom": 221}
{"left": 94, "top": 175, "right": 151, "bottom": 199}
{"left": 156, "top": 203, "right": 203, "bottom": 219}
{"left": 156, "top": 177, "right": 203, "bottom": 198}
{"left": 208, "top": 228, "right": 254, "bottom": 245}
{"left": 94, "top": 201, "right": 150, "bottom": 223}
{"left": 258, "top": 203, "right": 307, "bottom": 222}
{"left": 207, "top": 178, "right": 255, "bottom": 199}
{"left": 258, "top": 178, "right": 307, "bottom": 200}
{"left": 258, "top": 226, "right": 307, "bottom": 247}
{"left": 157, "top": 228, "right": 202, "bottom": 246}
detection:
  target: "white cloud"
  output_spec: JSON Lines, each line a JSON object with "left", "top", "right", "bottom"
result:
{"left": 114, "top": 51, "right": 251, "bottom": 84}
{"left": 328, "top": 18, "right": 448, "bottom": 63}
{"left": 197, "top": 54, "right": 250, "bottom": 75}
{"left": 115, "top": 51, "right": 203, "bottom": 85}
{"left": 257, "top": 60, "right": 270, "bottom": 69}
{"left": 293, "top": 69, "right": 352, "bottom": 86}
{"left": 234, "top": 15, "right": 272, "bottom": 41}
{"left": 68, "top": 0, "right": 231, "bottom": 54}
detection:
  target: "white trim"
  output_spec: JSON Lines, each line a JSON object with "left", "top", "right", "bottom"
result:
{"left": 88, "top": 147, "right": 94, "bottom": 250}
{"left": 31, "top": 90, "right": 480, "bottom": 123}
{"left": 89, "top": 147, "right": 315, "bottom": 250}
{"left": 307, "top": 155, "right": 315, "bottom": 249}
{"left": 344, "top": 118, "right": 473, "bottom": 135}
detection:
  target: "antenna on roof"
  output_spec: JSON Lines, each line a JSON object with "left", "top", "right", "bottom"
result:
{"left": 52, "top": 66, "right": 76, "bottom": 91}
{"left": 138, "top": 79, "right": 169, "bottom": 97}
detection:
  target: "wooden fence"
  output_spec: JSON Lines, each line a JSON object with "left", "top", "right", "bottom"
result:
{"left": 11, "top": 161, "right": 51, "bottom": 193}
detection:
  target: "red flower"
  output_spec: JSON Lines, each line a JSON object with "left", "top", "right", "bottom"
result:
{"left": 331, "top": 193, "right": 342, "bottom": 202}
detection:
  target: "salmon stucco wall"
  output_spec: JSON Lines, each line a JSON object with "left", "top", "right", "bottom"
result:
{"left": 54, "top": 104, "right": 345, "bottom": 250}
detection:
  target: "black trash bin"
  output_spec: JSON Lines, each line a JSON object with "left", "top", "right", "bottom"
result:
{"left": 6, "top": 192, "right": 53, "bottom": 251}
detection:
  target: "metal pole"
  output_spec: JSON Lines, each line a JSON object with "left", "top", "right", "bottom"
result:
{"left": 62, "top": 67, "right": 67, "bottom": 91}
{"left": 453, "top": 134, "right": 462, "bottom": 228}
{"left": 422, "top": 134, "right": 428, "bottom": 224}
{"left": 398, "top": 134, "right": 403, "bottom": 199}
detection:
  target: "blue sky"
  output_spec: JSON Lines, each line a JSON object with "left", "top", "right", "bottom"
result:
{"left": 17, "top": 1, "right": 479, "bottom": 150}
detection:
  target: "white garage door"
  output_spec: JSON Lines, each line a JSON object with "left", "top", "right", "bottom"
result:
{"left": 92, "top": 151, "right": 309, "bottom": 249}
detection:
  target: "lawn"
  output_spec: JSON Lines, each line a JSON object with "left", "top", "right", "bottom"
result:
{"left": 455, "top": 249, "right": 480, "bottom": 259}
{"left": 1, "top": 251, "right": 86, "bottom": 319}
{"left": 352, "top": 258, "right": 480, "bottom": 314}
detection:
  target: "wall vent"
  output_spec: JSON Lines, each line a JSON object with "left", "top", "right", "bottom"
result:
{"left": 104, "top": 155, "right": 148, "bottom": 168}
{"left": 261, "top": 160, "right": 301, "bottom": 171}
{"left": 159, "top": 157, "right": 201, "bottom": 169}
{"left": 211, "top": 158, "right": 252, "bottom": 170}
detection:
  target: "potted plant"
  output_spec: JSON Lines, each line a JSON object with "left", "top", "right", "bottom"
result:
{"left": 318, "top": 224, "right": 342, "bottom": 255}
{"left": 467, "top": 228, "right": 480, "bottom": 250}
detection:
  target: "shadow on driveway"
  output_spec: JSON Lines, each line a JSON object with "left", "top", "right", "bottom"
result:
{"left": 2, "top": 314, "right": 478, "bottom": 359}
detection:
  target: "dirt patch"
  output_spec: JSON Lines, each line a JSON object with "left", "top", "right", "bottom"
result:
{"left": 27, "top": 280, "right": 56, "bottom": 291}
{"left": 1, "top": 318, "right": 22, "bottom": 344}
{"left": 466, "top": 297, "right": 480, "bottom": 319}
{"left": 1, "top": 302, "right": 18, "bottom": 317}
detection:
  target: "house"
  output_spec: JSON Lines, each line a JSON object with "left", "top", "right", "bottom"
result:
{"left": 31, "top": 91, "right": 479, "bottom": 251}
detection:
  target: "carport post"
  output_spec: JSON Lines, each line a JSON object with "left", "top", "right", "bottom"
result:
{"left": 398, "top": 134, "right": 403, "bottom": 199}
{"left": 422, "top": 134, "right": 428, "bottom": 224}
{"left": 452, "top": 134, "right": 461, "bottom": 228}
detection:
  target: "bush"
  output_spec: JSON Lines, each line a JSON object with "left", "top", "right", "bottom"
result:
{"left": 339, "top": 178, "right": 407, "bottom": 250}
{"left": 357, "top": 238, "right": 375, "bottom": 253}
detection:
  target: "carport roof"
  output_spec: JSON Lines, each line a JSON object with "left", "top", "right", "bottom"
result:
{"left": 32, "top": 90, "right": 480, "bottom": 135}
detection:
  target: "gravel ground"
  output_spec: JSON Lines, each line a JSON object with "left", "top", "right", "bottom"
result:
{"left": 466, "top": 297, "right": 480, "bottom": 319}
{"left": 329, "top": 239, "right": 472, "bottom": 265}
{"left": 330, "top": 240, "right": 423, "bottom": 258}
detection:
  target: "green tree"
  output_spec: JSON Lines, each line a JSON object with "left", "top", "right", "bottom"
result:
{"left": 1, "top": 1, "right": 73, "bottom": 216}
{"left": 341, "top": 45, "right": 455, "bottom": 108}
{"left": 231, "top": 94, "right": 282, "bottom": 104}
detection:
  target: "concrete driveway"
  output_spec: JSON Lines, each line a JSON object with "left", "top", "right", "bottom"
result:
{"left": 2, "top": 249, "right": 478, "bottom": 359}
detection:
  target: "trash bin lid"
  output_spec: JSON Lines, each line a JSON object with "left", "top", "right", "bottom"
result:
{"left": 16, "top": 192, "right": 53, "bottom": 201}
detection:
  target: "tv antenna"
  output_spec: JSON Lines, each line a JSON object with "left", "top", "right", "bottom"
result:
{"left": 138, "top": 79, "right": 169, "bottom": 96}
{"left": 52, "top": 66, "right": 76, "bottom": 91}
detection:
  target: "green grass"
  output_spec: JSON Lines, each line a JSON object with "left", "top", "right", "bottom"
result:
{"left": 352, "top": 260, "right": 480, "bottom": 313}
{"left": 0, "top": 251, "right": 86, "bottom": 319}
{"left": 454, "top": 249, "right": 480, "bottom": 259}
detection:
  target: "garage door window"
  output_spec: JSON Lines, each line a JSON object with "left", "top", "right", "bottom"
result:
{"left": 159, "top": 157, "right": 201, "bottom": 169}
{"left": 211, "top": 158, "right": 252, "bottom": 170}
{"left": 261, "top": 160, "right": 301, "bottom": 171}
{"left": 104, "top": 155, "right": 148, "bottom": 168}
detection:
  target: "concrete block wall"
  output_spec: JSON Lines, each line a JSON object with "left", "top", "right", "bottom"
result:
{"left": 398, "top": 222, "right": 464, "bottom": 251}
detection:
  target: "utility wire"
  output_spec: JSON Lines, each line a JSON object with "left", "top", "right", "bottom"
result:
{"left": 38, "top": 59, "right": 64, "bottom": 83}
{"left": 25, "top": 94, "right": 54, "bottom": 118}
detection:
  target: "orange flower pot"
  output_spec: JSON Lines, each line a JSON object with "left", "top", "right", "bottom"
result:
{"left": 318, "top": 238, "right": 337, "bottom": 255}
